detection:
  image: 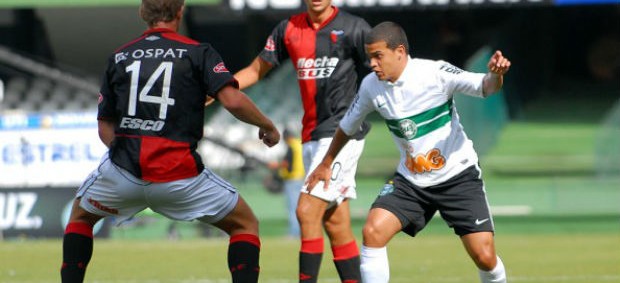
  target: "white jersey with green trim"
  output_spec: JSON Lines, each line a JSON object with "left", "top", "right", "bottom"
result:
{"left": 340, "top": 57, "right": 487, "bottom": 188}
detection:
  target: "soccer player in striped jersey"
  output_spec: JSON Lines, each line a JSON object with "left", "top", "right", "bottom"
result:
{"left": 306, "top": 21, "right": 511, "bottom": 283}
{"left": 60, "top": 1, "right": 279, "bottom": 282}
{"left": 235, "top": 0, "right": 371, "bottom": 282}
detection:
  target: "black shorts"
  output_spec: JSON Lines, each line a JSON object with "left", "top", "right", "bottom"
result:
{"left": 372, "top": 165, "right": 494, "bottom": 237}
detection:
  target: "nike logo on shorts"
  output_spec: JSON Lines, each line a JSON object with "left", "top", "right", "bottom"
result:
{"left": 475, "top": 218, "right": 489, "bottom": 225}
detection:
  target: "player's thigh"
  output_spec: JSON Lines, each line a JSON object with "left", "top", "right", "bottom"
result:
{"left": 149, "top": 168, "right": 239, "bottom": 224}
{"left": 68, "top": 198, "right": 105, "bottom": 226}
{"left": 323, "top": 199, "right": 352, "bottom": 224}
{"left": 322, "top": 200, "right": 358, "bottom": 244}
{"left": 436, "top": 166, "right": 494, "bottom": 236}
{"left": 323, "top": 200, "right": 352, "bottom": 230}
{"left": 371, "top": 174, "right": 435, "bottom": 237}
{"left": 296, "top": 192, "right": 329, "bottom": 221}
{"left": 210, "top": 196, "right": 259, "bottom": 235}
{"left": 77, "top": 155, "right": 147, "bottom": 224}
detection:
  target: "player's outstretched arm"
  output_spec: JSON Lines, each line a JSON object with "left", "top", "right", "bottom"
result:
{"left": 305, "top": 128, "right": 352, "bottom": 192}
{"left": 234, "top": 57, "right": 273, "bottom": 90}
{"left": 482, "top": 50, "right": 511, "bottom": 96}
{"left": 216, "top": 85, "right": 280, "bottom": 147}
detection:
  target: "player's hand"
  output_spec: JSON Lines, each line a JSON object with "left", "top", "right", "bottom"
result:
{"left": 259, "top": 127, "right": 280, "bottom": 147}
{"left": 304, "top": 163, "right": 332, "bottom": 192}
{"left": 487, "top": 50, "right": 511, "bottom": 75}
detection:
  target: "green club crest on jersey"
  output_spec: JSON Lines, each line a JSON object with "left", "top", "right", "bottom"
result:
{"left": 399, "top": 119, "right": 418, "bottom": 140}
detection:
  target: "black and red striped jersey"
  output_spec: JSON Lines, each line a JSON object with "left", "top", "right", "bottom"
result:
{"left": 259, "top": 6, "right": 371, "bottom": 143}
{"left": 98, "top": 28, "right": 236, "bottom": 182}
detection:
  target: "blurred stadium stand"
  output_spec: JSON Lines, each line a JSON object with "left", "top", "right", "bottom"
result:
{"left": 0, "top": 46, "right": 99, "bottom": 113}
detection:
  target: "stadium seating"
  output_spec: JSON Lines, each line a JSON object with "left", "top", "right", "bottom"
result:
{"left": 1, "top": 75, "right": 97, "bottom": 112}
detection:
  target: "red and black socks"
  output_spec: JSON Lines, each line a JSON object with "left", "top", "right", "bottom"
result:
{"left": 61, "top": 222, "right": 94, "bottom": 283}
{"left": 332, "top": 240, "right": 361, "bottom": 283}
{"left": 228, "top": 234, "right": 261, "bottom": 283}
{"left": 299, "top": 237, "right": 324, "bottom": 283}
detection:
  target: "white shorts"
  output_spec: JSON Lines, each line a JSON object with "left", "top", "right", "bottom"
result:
{"left": 302, "top": 138, "right": 365, "bottom": 204}
{"left": 76, "top": 154, "right": 239, "bottom": 225}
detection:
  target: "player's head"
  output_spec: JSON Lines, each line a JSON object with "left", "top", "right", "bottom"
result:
{"left": 140, "top": 0, "right": 185, "bottom": 27}
{"left": 364, "top": 21, "right": 410, "bottom": 82}
{"left": 304, "top": 0, "right": 332, "bottom": 15}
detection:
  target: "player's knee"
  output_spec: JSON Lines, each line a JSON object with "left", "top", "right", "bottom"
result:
{"left": 295, "top": 202, "right": 316, "bottom": 223}
{"left": 362, "top": 222, "right": 387, "bottom": 246}
{"left": 295, "top": 207, "right": 314, "bottom": 227}
{"left": 471, "top": 250, "right": 497, "bottom": 271}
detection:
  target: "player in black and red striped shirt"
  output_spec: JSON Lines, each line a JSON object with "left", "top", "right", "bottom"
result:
{"left": 60, "top": 1, "right": 279, "bottom": 282}
{"left": 236, "top": 0, "right": 370, "bottom": 282}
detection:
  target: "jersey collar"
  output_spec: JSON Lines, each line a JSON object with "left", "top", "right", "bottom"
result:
{"left": 305, "top": 6, "right": 339, "bottom": 30}
{"left": 143, "top": 27, "right": 176, "bottom": 35}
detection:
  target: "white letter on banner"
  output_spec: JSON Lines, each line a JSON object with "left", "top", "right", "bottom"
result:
{"left": 15, "top": 193, "right": 42, "bottom": 229}
{"left": 0, "top": 193, "right": 42, "bottom": 229}
{"left": 0, "top": 193, "right": 16, "bottom": 229}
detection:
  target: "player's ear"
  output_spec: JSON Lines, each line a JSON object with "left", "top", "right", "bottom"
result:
{"left": 177, "top": 5, "right": 185, "bottom": 20}
{"left": 396, "top": 44, "right": 406, "bottom": 59}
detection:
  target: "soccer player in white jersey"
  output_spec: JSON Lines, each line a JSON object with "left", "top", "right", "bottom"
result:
{"left": 306, "top": 21, "right": 511, "bottom": 283}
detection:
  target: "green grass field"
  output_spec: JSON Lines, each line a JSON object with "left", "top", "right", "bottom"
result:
{"left": 1, "top": 233, "right": 619, "bottom": 282}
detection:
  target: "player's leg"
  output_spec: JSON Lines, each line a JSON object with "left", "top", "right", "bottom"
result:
{"left": 461, "top": 232, "right": 506, "bottom": 283}
{"left": 296, "top": 139, "right": 333, "bottom": 283}
{"left": 440, "top": 165, "right": 506, "bottom": 283}
{"left": 61, "top": 199, "right": 103, "bottom": 283}
{"left": 321, "top": 138, "right": 364, "bottom": 283}
{"left": 211, "top": 196, "right": 261, "bottom": 283}
{"left": 149, "top": 167, "right": 261, "bottom": 283}
{"left": 296, "top": 193, "right": 329, "bottom": 283}
{"left": 362, "top": 174, "right": 435, "bottom": 283}
{"left": 360, "top": 207, "right": 402, "bottom": 283}
{"left": 61, "top": 155, "right": 143, "bottom": 283}
{"left": 323, "top": 199, "right": 361, "bottom": 283}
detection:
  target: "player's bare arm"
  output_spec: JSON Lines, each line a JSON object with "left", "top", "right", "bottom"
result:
{"left": 482, "top": 50, "right": 511, "bottom": 96}
{"left": 217, "top": 85, "right": 280, "bottom": 147}
{"left": 234, "top": 57, "right": 273, "bottom": 90}
{"left": 97, "top": 120, "right": 115, "bottom": 148}
{"left": 305, "top": 128, "right": 352, "bottom": 192}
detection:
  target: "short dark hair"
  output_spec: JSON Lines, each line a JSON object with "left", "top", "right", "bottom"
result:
{"left": 140, "top": 0, "right": 185, "bottom": 26}
{"left": 364, "top": 21, "right": 409, "bottom": 53}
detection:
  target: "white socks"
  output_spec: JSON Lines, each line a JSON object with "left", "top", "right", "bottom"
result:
{"left": 360, "top": 245, "right": 390, "bottom": 283}
{"left": 479, "top": 256, "right": 507, "bottom": 283}
{"left": 361, "top": 246, "right": 505, "bottom": 283}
